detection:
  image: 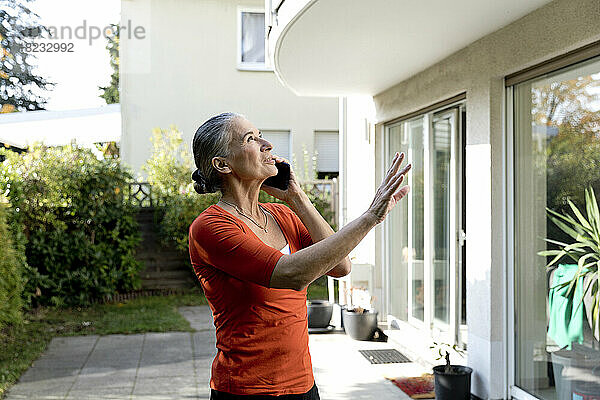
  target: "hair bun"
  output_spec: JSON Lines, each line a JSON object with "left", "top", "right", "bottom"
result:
{"left": 191, "top": 169, "right": 207, "bottom": 194}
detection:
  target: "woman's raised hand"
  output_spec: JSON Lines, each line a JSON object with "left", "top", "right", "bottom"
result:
{"left": 366, "top": 152, "right": 411, "bottom": 224}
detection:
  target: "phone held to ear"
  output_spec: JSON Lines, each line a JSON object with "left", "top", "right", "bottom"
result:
{"left": 263, "top": 161, "right": 290, "bottom": 190}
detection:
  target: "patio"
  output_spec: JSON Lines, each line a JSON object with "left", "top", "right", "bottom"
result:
{"left": 4, "top": 305, "right": 432, "bottom": 400}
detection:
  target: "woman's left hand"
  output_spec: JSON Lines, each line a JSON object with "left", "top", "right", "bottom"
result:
{"left": 261, "top": 155, "right": 304, "bottom": 203}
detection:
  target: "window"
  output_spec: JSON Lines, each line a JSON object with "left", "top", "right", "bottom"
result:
{"left": 511, "top": 55, "right": 600, "bottom": 400}
{"left": 261, "top": 130, "right": 290, "bottom": 161}
{"left": 314, "top": 131, "right": 339, "bottom": 179}
{"left": 238, "top": 9, "right": 270, "bottom": 71}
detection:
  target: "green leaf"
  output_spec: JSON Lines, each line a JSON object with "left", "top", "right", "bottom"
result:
{"left": 548, "top": 213, "right": 584, "bottom": 241}
{"left": 548, "top": 207, "right": 586, "bottom": 235}
{"left": 568, "top": 198, "right": 593, "bottom": 232}
{"left": 586, "top": 188, "right": 600, "bottom": 238}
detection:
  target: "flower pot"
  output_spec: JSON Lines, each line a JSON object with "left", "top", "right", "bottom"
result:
{"left": 341, "top": 309, "right": 378, "bottom": 341}
{"left": 433, "top": 365, "right": 472, "bottom": 400}
{"left": 551, "top": 346, "right": 600, "bottom": 400}
{"left": 307, "top": 300, "right": 333, "bottom": 328}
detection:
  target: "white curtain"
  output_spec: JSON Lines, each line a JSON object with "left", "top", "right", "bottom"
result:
{"left": 241, "top": 12, "right": 265, "bottom": 63}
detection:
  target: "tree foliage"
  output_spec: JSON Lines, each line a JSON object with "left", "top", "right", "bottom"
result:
{"left": 99, "top": 23, "right": 119, "bottom": 104}
{"left": 0, "top": 145, "right": 143, "bottom": 307}
{"left": 142, "top": 125, "right": 194, "bottom": 201}
{"left": 0, "top": 0, "right": 53, "bottom": 112}
{"left": 533, "top": 73, "right": 600, "bottom": 246}
{"left": 0, "top": 197, "right": 24, "bottom": 329}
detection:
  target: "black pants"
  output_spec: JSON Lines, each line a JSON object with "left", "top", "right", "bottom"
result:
{"left": 210, "top": 383, "right": 320, "bottom": 400}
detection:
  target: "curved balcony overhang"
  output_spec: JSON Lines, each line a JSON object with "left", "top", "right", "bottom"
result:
{"left": 268, "top": 0, "right": 553, "bottom": 97}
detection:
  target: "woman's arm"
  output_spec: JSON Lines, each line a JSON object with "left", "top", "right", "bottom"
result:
{"left": 287, "top": 191, "right": 351, "bottom": 278}
{"left": 269, "top": 152, "right": 411, "bottom": 291}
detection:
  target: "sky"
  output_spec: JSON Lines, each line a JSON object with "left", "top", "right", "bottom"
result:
{"left": 27, "top": 0, "right": 120, "bottom": 111}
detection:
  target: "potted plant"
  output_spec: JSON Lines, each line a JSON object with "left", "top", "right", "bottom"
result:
{"left": 342, "top": 306, "right": 379, "bottom": 340}
{"left": 538, "top": 187, "right": 600, "bottom": 339}
{"left": 538, "top": 187, "right": 600, "bottom": 398}
{"left": 341, "top": 287, "right": 381, "bottom": 341}
{"left": 430, "top": 341, "right": 472, "bottom": 400}
{"left": 307, "top": 300, "right": 333, "bottom": 329}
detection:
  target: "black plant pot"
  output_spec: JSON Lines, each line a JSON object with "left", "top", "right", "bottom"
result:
{"left": 433, "top": 365, "right": 472, "bottom": 400}
{"left": 341, "top": 309, "right": 378, "bottom": 340}
{"left": 307, "top": 300, "right": 333, "bottom": 328}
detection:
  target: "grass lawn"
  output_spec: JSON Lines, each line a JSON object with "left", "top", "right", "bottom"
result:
{"left": 0, "top": 288, "right": 207, "bottom": 398}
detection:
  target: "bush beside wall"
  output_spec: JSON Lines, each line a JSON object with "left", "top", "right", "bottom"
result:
{"left": 0, "top": 145, "right": 143, "bottom": 308}
{"left": 0, "top": 199, "right": 24, "bottom": 329}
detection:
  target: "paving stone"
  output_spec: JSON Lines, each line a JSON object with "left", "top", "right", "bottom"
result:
{"left": 140, "top": 332, "right": 193, "bottom": 363}
{"left": 71, "top": 367, "right": 137, "bottom": 389}
{"left": 136, "top": 360, "right": 196, "bottom": 379}
{"left": 192, "top": 331, "right": 217, "bottom": 358}
{"left": 4, "top": 375, "right": 77, "bottom": 399}
{"left": 178, "top": 306, "right": 214, "bottom": 332}
{"left": 18, "top": 366, "right": 80, "bottom": 383}
{"left": 65, "top": 385, "right": 132, "bottom": 400}
{"left": 132, "top": 375, "right": 197, "bottom": 396}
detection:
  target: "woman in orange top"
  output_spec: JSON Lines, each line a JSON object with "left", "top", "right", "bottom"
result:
{"left": 189, "top": 112, "right": 411, "bottom": 399}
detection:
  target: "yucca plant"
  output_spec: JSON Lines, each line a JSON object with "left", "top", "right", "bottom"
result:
{"left": 538, "top": 187, "right": 600, "bottom": 337}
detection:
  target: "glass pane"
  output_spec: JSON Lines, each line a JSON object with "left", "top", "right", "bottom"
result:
{"left": 514, "top": 56, "right": 600, "bottom": 399}
{"left": 432, "top": 114, "right": 451, "bottom": 325}
{"left": 388, "top": 124, "right": 408, "bottom": 320}
{"left": 409, "top": 119, "right": 425, "bottom": 321}
{"left": 241, "top": 12, "right": 265, "bottom": 63}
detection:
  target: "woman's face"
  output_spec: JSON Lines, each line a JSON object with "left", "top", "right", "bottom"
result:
{"left": 223, "top": 117, "right": 278, "bottom": 181}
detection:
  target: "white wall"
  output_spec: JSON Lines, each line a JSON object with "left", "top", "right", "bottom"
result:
{"left": 120, "top": 0, "right": 337, "bottom": 175}
{"left": 338, "top": 96, "right": 379, "bottom": 308}
{"left": 358, "top": 0, "right": 600, "bottom": 398}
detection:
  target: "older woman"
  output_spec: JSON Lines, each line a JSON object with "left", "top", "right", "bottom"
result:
{"left": 189, "top": 112, "right": 411, "bottom": 399}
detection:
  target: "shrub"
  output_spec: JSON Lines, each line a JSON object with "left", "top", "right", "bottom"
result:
{"left": 142, "top": 125, "right": 193, "bottom": 203}
{"left": 0, "top": 145, "right": 143, "bottom": 308}
{"left": 0, "top": 198, "right": 24, "bottom": 328}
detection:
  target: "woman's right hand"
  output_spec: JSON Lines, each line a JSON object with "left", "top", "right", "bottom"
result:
{"left": 366, "top": 152, "right": 411, "bottom": 224}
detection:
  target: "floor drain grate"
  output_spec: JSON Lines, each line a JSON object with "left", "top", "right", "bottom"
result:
{"left": 359, "top": 349, "right": 411, "bottom": 364}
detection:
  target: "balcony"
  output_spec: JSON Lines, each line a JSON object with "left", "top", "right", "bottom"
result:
{"left": 265, "top": 0, "right": 553, "bottom": 97}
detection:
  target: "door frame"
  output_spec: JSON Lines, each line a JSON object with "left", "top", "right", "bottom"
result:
{"left": 383, "top": 100, "right": 466, "bottom": 346}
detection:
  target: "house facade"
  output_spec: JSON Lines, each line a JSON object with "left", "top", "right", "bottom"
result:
{"left": 267, "top": 0, "right": 600, "bottom": 399}
{"left": 119, "top": 0, "right": 339, "bottom": 178}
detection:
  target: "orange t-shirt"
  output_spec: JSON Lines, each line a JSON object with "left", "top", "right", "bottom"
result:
{"left": 188, "top": 202, "right": 315, "bottom": 395}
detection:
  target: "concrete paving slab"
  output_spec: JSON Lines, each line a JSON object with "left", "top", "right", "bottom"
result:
{"left": 178, "top": 306, "right": 214, "bottom": 332}
{"left": 71, "top": 368, "right": 137, "bottom": 389}
{"left": 4, "top": 375, "right": 77, "bottom": 398}
{"left": 65, "top": 385, "right": 133, "bottom": 400}
{"left": 18, "top": 366, "right": 80, "bottom": 383}
{"left": 132, "top": 375, "right": 197, "bottom": 396}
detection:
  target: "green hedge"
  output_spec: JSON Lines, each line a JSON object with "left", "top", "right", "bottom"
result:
{"left": 0, "top": 145, "right": 143, "bottom": 308}
{"left": 0, "top": 199, "right": 24, "bottom": 329}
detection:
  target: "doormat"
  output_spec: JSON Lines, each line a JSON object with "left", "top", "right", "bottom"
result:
{"left": 386, "top": 374, "right": 435, "bottom": 399}
{"left": 359, "top": 349, "right": 411, "bottom": 364}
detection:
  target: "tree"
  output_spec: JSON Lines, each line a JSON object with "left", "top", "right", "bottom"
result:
{"left": 0, "top": 0, "right": 53, "bottom": 112}
{"left": 99, "top": 23, "right": 119, "bottom": 104}
{"left": 531, "top": 75, "right": 600, "bottom": 246}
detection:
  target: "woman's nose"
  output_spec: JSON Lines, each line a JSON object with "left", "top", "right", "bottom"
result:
{"left": 260, "top": 138, "right": 273, "bottom": 151}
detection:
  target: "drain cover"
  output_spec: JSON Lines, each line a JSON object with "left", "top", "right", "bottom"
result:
{"left": 359, "top": 349, "right": 411, "bottom": 364}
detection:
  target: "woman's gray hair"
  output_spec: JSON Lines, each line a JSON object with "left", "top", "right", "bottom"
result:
{"left": 191, "top": 112, "right": 243, "bottom": 194}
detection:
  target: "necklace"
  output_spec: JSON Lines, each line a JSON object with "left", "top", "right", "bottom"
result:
{"left": 219, "top": 198, "right": 269, "bottom": 233}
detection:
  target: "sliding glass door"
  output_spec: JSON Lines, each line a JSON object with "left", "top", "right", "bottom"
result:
{"left": 386, "top": 104, "right": 465, "bottom": 340}
{"left": 511, "top": 56, "right": 600, "bottom": 400}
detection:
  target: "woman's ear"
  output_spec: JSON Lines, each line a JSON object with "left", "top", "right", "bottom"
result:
{"left": 212, "top": 157, "right": 231, "bottom": 174}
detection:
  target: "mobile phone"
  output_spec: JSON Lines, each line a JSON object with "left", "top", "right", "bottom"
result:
{"left": 264, "top": 161, "right": 290, "bottom": 190}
